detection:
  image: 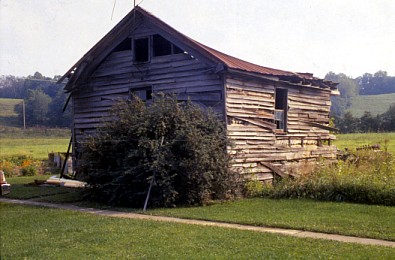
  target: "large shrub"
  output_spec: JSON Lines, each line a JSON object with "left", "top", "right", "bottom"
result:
{"left": 79, "top": 95, "right": 240, "bottom": 207}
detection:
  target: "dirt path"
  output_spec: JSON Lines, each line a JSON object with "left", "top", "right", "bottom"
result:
{"left": 1, "top": 198, "right": 394, "bottom": 248}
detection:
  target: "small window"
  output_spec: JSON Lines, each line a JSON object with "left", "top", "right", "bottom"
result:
{"left": 153, "top": 34, "right": 172, "bottom": 56}
{"left": 153, "top": 34, "right": 184, "bottom": 57}
{"left": 275, "top": 88, "right": 288, "bottom": 131}
{"left": 113, "top": 38, "right": 132, "bottom": 52}
{"left": 130, "top": 87, "right": 153, "bottom": 101}
{"left": 134, "top": 38, "right": 149, "bottom": 62}
{"left": 173, "top": 45, "right": 183, "bottom": 54}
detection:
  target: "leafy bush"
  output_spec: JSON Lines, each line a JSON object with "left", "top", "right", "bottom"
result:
{"left": 0, "top": 160, "right": 15, "bottom": 177}
{"left": 243, "top": 177, "right": 265, "bottom": 198}
{"left": 264, "top": 149, "right": 395, "bottom": 206}
{"left": 79, "top": 95, "right": 240, "bottom": 208}
{"left": 1, "top": 156, "right": 41, "bottom": 177}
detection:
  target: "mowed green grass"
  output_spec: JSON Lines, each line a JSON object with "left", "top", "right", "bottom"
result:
{"left": 347, "top": 93, "right": 395, "bottom": 117}
{"left": 148, "top": 198, "right": 395, "bottom": 241}
{"left": 0, "top": 138, "right": 70, "bottom": 160}
{"left": 3, "top": 176, "right": 83, "bottom": 203}
{"left": 335, "top": 132, "right": 395, "bottom": 154}
{"left": 0, "top": 98, "right": 23, "bottom": 127}
{"left": 5, "top": 176, "right": 395, "bottom": 242}
{"left": 1, "top": 203, "right": 394, "bottom": 259}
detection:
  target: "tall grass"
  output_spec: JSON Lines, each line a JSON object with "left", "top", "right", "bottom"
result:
{"left": 261, "top": 149, "right": 395, "bottom": 205}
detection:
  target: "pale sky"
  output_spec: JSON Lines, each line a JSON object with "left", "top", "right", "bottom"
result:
{"left": 1, "top": 0, "right": 394, "bottom": 79}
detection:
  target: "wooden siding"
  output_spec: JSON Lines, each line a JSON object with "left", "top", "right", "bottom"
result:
{"left": 225, "top": 75, "right": 337, "bottom": 180}
{"left": 71, "top": 22, "right": 223, "bottom": 158}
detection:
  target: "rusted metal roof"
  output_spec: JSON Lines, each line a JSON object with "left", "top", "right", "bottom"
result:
{"left": 60, "top": 6, "right": 337, "bottom": 90}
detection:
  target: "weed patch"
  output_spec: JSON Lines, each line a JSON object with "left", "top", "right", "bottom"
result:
{"left": 262, "top": 149, "right": 395, "bottom": 205}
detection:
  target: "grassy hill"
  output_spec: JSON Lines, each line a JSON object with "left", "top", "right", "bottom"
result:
{"left": 346, "top": 93, "right": 395, "bottom": 117}
{"left": 0, "top": 98, "right": 23, "bottom": 127}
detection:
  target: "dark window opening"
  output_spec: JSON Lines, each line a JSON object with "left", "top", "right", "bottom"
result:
{"left": 134, "top": 38, "right": 149, "bottom": 62}
{"left": 130, "top": 87, "right": 153, "bottom": 101}
{"left": 153, "top": 34, "right": 172, "bottom": 56}
{"left": 113, "top": 38, "right": 132, "bottom": 52}
{"left": 173, "top": 44, "right": 183, "bottom": 54}
{"left": 275, "top": 88, "right": 288, "bottom": 131}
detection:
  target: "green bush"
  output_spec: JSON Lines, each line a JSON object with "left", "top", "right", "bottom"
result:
{"left": 265, "top": 149, "right": 395, "bottom": 206}
{"left": 21, "top": 165, "right": 37, "bottom": 176}
{"left": 1, "top": 155, "right": 40, "bottom": 177}
{"left": 243, "top": 178, "right": 264, "bottom": 198}
{"left": 79, "top": 95, "right": 240, "bottom": 208}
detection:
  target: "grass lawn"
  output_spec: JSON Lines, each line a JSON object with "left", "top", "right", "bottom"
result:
{"left": 4, "top": 176, "right": 395, "bottom": 242}
{"left": 335, "top": 132, "right": 395, "bottom": 154}
{"left": 147, "top": 198, "right": 395, "bottom": 241}
{"left": 0, "top": 138, "right": 70, "bottom": 160}
{"left": 1, "top": 203, "right": 394, "bottom": 259}
{"left": 3, "top": 176, "right": 83, "bottom": 203}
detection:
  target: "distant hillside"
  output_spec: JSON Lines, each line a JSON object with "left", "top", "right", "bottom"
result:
{"left": 0, "top": 98, "right": 23, "bottom": 127}
{"left": 346, "top": 93, "right": 395, "bottom": 117}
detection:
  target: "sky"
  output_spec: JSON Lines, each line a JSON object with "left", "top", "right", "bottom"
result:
{"left": 1, "top": 0, "right": 395, "bottom": 79}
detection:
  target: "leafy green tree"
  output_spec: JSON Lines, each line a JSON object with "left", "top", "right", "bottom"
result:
{"left": 359, "top": 112, "right": 379, "bottom": 133}
{"left": 337, "top": 111, "right": 359, "bottom": 133}
{"left": 381, "top": 104, "right": 395, "bottom": 131}
{"left": 326, "top": 72, "right": 358, "bottom": 117}
{"left": 80, "top": 95, "right": 240, "bottom": 208}
{"left": 47, "top": 87, "right": 71, "bottom": 127}
{"left": 358, "top": 71, "right": 395, "bottom": 95}
{"left": 25, "top": 89, "right": 52, "bottom": 125}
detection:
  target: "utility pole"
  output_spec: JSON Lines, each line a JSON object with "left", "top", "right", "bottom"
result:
{"left": 22, "top": 99, "right": 26, "bottom": 129}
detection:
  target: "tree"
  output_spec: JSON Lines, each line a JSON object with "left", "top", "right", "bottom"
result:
{"left": 358, "top": 71, "right": 395, "bottom": 95}
{"left": 381, "top": 104, "right": 395, "bottom": 131}
{"left": 79, "top": 95, "right": 240, "bottom": 208}
{"left": 359, "top": 112, "right": 379, "bottom": 133}
{"left": 47, "top": 87, "right": 71, "bottom": 127}
{"left": 337, "top": 111, "right": 359, "bottom": 133}
{"left": 25, "top": 89, "right": 52, "bottom": 125}
{"left": 325, "top": 72, "right": 358, "bottom": 117}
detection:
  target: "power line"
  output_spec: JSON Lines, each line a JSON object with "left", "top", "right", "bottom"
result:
{"left": 111, "top": 0, "right": 117, "bottom": 20}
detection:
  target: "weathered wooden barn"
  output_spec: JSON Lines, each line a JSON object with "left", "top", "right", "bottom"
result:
{"left": 59, "top": 6, "right": 338, "bottom": 180}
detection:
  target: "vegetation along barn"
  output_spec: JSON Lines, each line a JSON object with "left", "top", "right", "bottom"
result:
{"left": 58, "top": 6, "right": 339, "bottom": 181}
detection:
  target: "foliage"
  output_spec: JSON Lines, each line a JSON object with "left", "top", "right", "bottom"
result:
{"left": 25, "top": 89, "right": 52, "bottom": 125}
{"left": 0, "top": 155, "right": 42, "bottom": 177}
{"left": 243, "top": 178, "right": 265, "bottom": 197}
{"left": 334, "top": 104, "right": 395, "bottom": 133}
{"left": 358, "top": 71, "right": 395, "bottom": 95}
{"left": 326, "top": 71, "right": 395, "bottom": 118}
{"left": 80, "top": 95, "right": 240, "bottom": 207}
{"left": 3, "top": 204, "right": 394, "bottom": 259}
{"left": 263, "top": 149, "right": 395, "bottom": 206}
{"left": 0, "top": 72, "right": 71, "bottom": 128}
{"left": 325, "top": 72, "right": 357, "bottom": 117}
